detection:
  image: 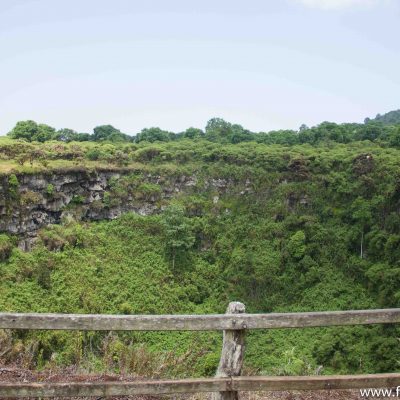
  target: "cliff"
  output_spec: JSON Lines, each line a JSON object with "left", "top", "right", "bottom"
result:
{"left": 0, "top": 168, "right": 235, "bottom": 250}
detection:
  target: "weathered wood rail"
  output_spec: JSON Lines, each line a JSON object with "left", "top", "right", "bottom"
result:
{"left": 1, "top": 307, "right": 399, "bottom": 330}
{"left": 1, "top": 303, "right": 400, "bottom": 398}
{"left": 2, "top": 375, "right": 400, "bottom": 398}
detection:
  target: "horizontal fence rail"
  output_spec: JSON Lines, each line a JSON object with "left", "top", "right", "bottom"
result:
{"left": 233, "top": 374, "right": 400, "bottom": 391}
{"left": 0, "top": 378, "right": 228, "bottom": 398}
{"left": 2, "top": 304, "right": 400, "bottom": 398}
{"left": 2, "top": 374, "right": 400, "bottom": 398}
{"left": 1, "top": 308, "right": 400, "bottom": 331}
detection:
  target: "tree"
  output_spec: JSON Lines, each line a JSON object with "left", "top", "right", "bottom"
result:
{"left": 55, "top": 128, "right": 76, "bottom": 142}
{"left": 366, "top": 109, "right": 400, "bottom": 125}
{"left": 256, "top": 129, "right": 299, "bottom": 145}
{"left": 299, "top": 124, "right": 309, "bottom": 132}
{"left": 92, "top": 125, "right": 131, "bottom": 142}
{"left": 229, "top": 124, "right": 252, "bottom": 143}
{"left": 183, "top": 127, "right": 204, "bottom": 139}
{"left": 358, "top": 124, "right": 382, "bottom": 141}
{"left": 8, "top": 120, "right": 38, "bottom": 141}
{"left": 35, "top": 124, "right": 57, "bottom": 142}
{"left": 135, "top": 127, "right": 174, "bottom": 143}
{"left": 55, "top": 128, "right": 90, "bottom": 142}
{"left": 162, "top": 205, "right": 195, "bottom": 269}
{"left": 76, "top": 132, "right": 92, "bottom": 142}
{"left": 8, "top": 120, "right": 56, "bottom": 142}
{"left": 388, "top": 126, "right": 400, "bottom": 147}
{"left": 205, "top": 118, "right": 232, "bottom": 142}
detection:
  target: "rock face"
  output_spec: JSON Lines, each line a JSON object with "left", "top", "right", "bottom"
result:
{"left": 0, "top": 169, "right": 212, "bottom": 250}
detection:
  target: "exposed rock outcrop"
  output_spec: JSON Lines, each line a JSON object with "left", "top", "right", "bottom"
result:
{"left": 0, "top": 169, "right": 232, "bottom": 250}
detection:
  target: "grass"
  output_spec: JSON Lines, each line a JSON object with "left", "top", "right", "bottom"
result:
{"left": 0, "top": 159, "right": 149, "bottom": 175}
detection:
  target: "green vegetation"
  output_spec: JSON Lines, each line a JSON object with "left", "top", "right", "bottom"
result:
{"left": 7, "top": 173, "right": 19, "bottom": 199}
{"left": 365, "top": 109, "right": 400, "bottom": 125}
{"left": 4, "top": 109, "right": 400, "bottom": 147}
{"left": 1, "top": 111, "right": 400, "bottom": 378}
{"left": 46, "top": 184, "right": 55, "bottom": 196}
{"left": 0, "top": 234, "right": 14, "bottom": 261}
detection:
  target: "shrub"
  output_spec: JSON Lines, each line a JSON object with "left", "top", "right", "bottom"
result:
{"left": 136, "top": 183, "right": 162, "bottom": 201}
{"left": 8, "top": 174, "right": 19, "bottom": 199}
{"left": 274, "top": 347, "right": 314, "bottom": 376}
{"left": 86, "top": 148, "right": 103, "bottom": 161}
{"left": 0, "top": 234, "right": 13, "bottom": 260}
{"left": 70, "top": 195, "right": 85, "bottom": 205}
{"left": 103, "top": 191, "right": 111, "bottom": 207}
{"left": 39, "top": 158, "right": 49, "bottom": 168}
{"left": 287, "top": 230, "right": 306, "bottom": 259}
{"left": 112, "top": 150, "right": 129, "bottom": 166}
{"left": 16, "top": 153, "right": 30, "bottom": 166}
{"left": 8, "top": 174, "right": 19, "bottom": 188}
{"left": 39, "top": 223, "right": 87, "bottom": 251}
{"left": 20, "top": 190, "right": 42, "bottom": 206}
{"left": 134, "top": 146, "right": 161, "bottom": 162}
{"left": 46, "top": 184, "right": 55, "bottom": 196}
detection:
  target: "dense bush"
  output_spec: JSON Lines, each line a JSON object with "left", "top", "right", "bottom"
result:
{"left": 0, "top": 111, "right": 400, "bottom": 377}
{"left": 0, "top": 234, "right": 13, "bottom": 260}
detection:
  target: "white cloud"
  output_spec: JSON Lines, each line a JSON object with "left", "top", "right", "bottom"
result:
{"left": 294, "top": 0, "right": 387, "bottom": 10}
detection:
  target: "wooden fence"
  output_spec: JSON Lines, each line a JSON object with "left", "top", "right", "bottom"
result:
{"left": 1, "top": 302, "right": 400, "bottom": 398}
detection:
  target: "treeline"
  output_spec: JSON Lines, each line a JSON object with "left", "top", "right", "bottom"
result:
{"left": 6, "top": 109, "right": 400, "bottom": 147}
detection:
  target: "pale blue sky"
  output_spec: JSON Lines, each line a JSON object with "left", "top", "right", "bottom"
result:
{"left": 0, "top": 0, "right": 399, "bottom": 135}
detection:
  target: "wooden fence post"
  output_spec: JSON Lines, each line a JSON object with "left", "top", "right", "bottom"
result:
{"left": 212, "top": 301, "right": 246, "bottom": 400}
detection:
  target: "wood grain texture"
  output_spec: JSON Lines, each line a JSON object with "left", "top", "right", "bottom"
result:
{"left": 212, "top": 301, "right": 246, "bottom": 400}
{"left": 2, "top": 374, "right": 400, "bottom": 398}
{"left": 233, "top": 373, "right": 400, "bottom": 391}
{"left": 0, "top": 308, "right": 399, "bottom": 331}
{"left": 0, "top": 378, "right": 229, "bottom": 398}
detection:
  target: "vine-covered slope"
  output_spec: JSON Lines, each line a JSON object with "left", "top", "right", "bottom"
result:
{"left": 1, "top": 120, "right": 400, "bottom": 377}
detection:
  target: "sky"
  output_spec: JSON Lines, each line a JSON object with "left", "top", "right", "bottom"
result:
{"left": 0, "top": 0, "right": 399, "bottom": 136}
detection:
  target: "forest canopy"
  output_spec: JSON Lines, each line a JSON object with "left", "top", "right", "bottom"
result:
{"left": 5, "top": 109, "right": 400, "bottom": 148}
